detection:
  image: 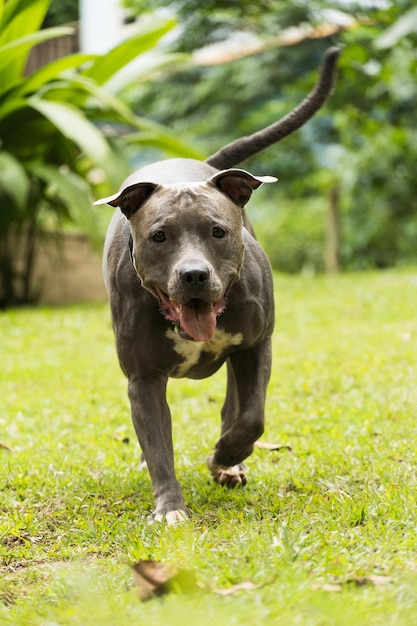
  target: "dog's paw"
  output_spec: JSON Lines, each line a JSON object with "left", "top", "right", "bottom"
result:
{"left": 150, "top": 509, "right": 189, "bottom": 525}
{"left": 206, "top": 456, "right": 247, "bottom": 488}
{"left": 216, "top": 465, "right": 247, "bottom": 488}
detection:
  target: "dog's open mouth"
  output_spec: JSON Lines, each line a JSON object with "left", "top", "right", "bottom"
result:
{"left": 156, "top": 288, "right": 225, "bottom": 342}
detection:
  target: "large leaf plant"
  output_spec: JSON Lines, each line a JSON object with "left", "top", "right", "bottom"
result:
{"left": 0, "top": 0, "right": 201, "bottom": 307}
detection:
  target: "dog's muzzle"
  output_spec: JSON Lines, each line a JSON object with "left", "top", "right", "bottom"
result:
{"left": 156, "top": 286, "right": 225, "bottom": 342}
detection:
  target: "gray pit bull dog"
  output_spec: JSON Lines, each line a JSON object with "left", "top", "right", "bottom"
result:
{"left": 95, "top": 48, "right": 339, "bottom": 524}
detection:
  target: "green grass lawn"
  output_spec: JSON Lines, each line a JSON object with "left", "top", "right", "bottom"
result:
{"left": 1, "top": 269, "right": 417, "bottom": 624}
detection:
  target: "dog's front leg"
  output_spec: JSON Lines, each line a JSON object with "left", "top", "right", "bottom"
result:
{"left": 127, "top": 375, "right": 188, "bottom": 524}
{"left": 207, "top": 337, "right": 272, "bottom": 486}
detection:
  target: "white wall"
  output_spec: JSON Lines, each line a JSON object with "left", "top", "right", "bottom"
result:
{"left": 79, "top": 0, "right": 130, "bottom": 54}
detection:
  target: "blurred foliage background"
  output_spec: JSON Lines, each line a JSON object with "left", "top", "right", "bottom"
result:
{"left": 121, "top": 0, "right": 417, "bottom": 274}
{"left": 0, "top": 0, "right": 197, "bottom": 306}
{"left": 1, "top": 0, "right": 416, "bottom": 305}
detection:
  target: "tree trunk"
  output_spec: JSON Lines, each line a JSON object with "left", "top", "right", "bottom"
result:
{"left": 0, "top": 243, "right": 14, "bottom": 309}
{"left": 22, "top": 219, "right": 38, "bottom": 304}
{"left": 324, "top": 184, "right": 341, "bottom": 273}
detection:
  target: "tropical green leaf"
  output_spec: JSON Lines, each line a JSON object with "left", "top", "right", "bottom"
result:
{"left": 0, "top": 151, "right": 30, "bottom": 209}
{"left": 0, "top": 0, "right": 55, "bottom": 86}
{"left": 0, "top": 27, "right": 74, "bottom": 86}
{"left": 0, "top": 0, "right": 48, "bottom": 38}
{"left": 10, "top": 53, "right": 98, "bottom": 98}
{"left": 42, "top": 73, "right": 138, "bottom": 123}
{"left": 0, "top": 96, "right": 27, "bottom": 122}
{"left": 104, "top": 52, "right": 189, "bottom": 94}
{"left": 28, "top": 162, "right": 101, "bottom": 245}
{"left": 27, "top": 97, "right": 116, "bottom": 180}
{"left": 33, "top": 76, "right": 202, "bottom": 160}
{"left": 82, "top": 18, "right": 177, "bottom": 86}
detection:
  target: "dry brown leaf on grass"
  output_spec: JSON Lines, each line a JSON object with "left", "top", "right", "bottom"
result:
{"left": 132, "top": 561, "right": 257, "bottom": 601}
{"left": 0, "top": 441, "right": 13, "bottom": 452}
{"left": 316, "top": 575, "right": 392, "bottom": 592}
{"left": 112, "top": 433, "right": 130, "bottom": 444}
{"left": 319, "top": 583, "right": 342, "bottom": 592}
{"left": 214, "top": 581, "right": 257, "bottom": 596}
{"left": 346, "top": 575, "right": 393, "bottom": 587}
{"left": 132, "top": 560, "right": 196, "bottom": 601}
{"left": 254, "top": 441, "right": 292, "bottom": 452}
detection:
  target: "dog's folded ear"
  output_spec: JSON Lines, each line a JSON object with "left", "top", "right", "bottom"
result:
{"left": 208, "top": 169, "right": 277, "bottom": 207}
{"left": 93, "top": 182, "right": 158, "bottom": 218}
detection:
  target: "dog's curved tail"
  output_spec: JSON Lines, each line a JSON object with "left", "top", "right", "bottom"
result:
{"left": 206, "top": 47, "right": 340, "bottom": 170}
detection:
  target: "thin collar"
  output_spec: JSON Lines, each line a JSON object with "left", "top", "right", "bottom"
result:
{"left": 128, "top": 233, "right": 134, "bottom": 264}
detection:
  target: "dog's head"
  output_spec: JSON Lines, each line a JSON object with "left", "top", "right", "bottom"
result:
{"left": 95, "top": 168, "right": 276, "bottom": 341}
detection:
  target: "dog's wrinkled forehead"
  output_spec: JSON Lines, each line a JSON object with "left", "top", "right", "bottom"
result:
{"left": 94, "top": 167, "right": 277, "bottom": 219}
{"left": 130, "top": 184, "right": 221, "bottom": 228}
{"left": 150, "top": 182, "right": 216, "bottom": 207}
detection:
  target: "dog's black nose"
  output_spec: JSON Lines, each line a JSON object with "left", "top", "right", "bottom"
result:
{"left": 180, "top": 264, "right": 209, "bottom": 287}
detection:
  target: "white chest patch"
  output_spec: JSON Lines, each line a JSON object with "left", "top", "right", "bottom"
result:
{"left": 166, "top": 328, "right": 243, "bottom": 377}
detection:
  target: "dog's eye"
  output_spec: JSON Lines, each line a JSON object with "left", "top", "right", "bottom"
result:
{"left": 212, "top": 227, "right": 226, "bottom": 239}
{"left": 152, "top": 231, "right": 166, "bottom": 243}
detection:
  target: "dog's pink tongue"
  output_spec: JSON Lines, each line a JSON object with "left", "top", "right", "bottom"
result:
{"left": 179, "top": 302, "right": 216, "bottom": 342}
